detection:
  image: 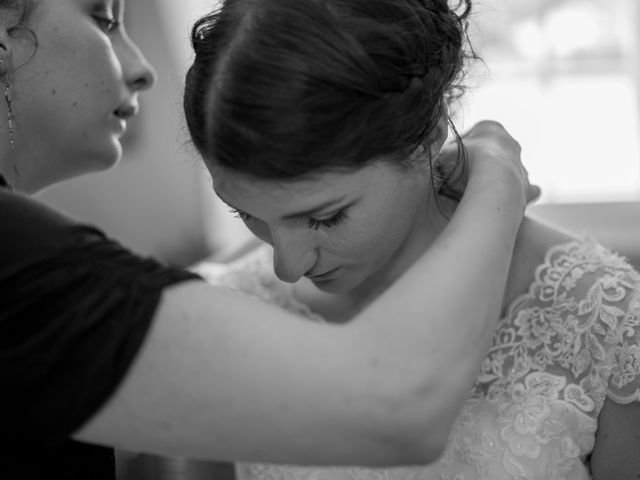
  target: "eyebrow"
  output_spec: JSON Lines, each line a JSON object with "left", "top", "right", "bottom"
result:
{"left": 215, "top": 191, "right": 349, "bottom": 219}
{"left": 281, "top": 195, "right": 348, "bottom": 220}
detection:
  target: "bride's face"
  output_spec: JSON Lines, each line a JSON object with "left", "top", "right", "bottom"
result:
{"left": 212, "top": 161, "right": 433, "bottom": 294}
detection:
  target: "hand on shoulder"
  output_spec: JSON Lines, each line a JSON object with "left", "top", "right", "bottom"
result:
{"left": 436, "top": 120, "right": 541, "bottom": 206}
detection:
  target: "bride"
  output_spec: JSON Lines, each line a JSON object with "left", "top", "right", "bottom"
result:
{"left": 187, "top": 0, "right": 640, "bottom": 478}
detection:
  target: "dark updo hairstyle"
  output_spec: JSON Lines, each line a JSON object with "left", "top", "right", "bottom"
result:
{"left": 184, "top": 0, "right": 476, "bottom": 180}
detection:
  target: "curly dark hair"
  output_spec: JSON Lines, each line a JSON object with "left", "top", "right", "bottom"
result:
{"left": 184, "top": 0, "right": 477, "bottom": 180}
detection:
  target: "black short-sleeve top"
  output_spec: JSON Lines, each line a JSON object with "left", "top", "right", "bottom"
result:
{"left": 0, "top": 177, "right": 202, "bottom": 478}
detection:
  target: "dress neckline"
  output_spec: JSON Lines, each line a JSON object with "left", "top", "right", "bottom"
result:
{"left": 501, "top": 237, "right": 603, "bottom": 321}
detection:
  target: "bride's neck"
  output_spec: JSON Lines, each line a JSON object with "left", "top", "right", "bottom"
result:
{"left": 336, "top": 197, "right": 575, "bottom": 320}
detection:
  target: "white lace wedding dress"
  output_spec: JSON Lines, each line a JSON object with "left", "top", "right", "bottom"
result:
{"left": 195, "top": 239, "right": 640, "bottom": 480}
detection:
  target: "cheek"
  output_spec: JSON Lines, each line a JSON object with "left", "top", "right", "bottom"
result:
{"left": 323, "top": 213, "right": 399, "bottom": 261}
{"left": 330, "top": 196, "right": 420, "bottom": 261}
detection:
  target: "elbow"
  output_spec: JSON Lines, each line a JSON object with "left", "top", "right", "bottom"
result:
{"left": 365, "top": 380, "right": 456, "bottom": 466}
{"left": 386, "top": 426, "right": 448, "bottom": 467}
{"left": 365, "top": 417, "right": 449, "bottom": 467}
{"left": 390, "top": 406, "right": 451, "bottom": 466}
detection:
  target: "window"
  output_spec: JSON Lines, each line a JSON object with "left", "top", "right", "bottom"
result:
{"left": 460, "top": 0, "right": 640, "bottom": 203}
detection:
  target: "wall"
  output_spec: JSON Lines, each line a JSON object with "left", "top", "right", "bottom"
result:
{"left": 530, "top": 202, "right": 640, "bottom": 269}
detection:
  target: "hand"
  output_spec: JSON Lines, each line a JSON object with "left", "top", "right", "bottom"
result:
{"left": 435, "top": 120, "right": 541, "bottom": 204}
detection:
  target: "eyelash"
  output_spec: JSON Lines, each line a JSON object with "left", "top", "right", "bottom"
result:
{"left": 228, "top": 208, "right": 347, "bottom": 230}
{"left": 229, "top": 208, "right": 251, "bottom": 222}
{"left": 307, "top": 210, "right": 346, "bottom": 230}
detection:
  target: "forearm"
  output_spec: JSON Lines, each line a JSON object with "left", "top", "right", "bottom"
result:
{"left": 352, "top": 166, "right": 524, "bottom": 447}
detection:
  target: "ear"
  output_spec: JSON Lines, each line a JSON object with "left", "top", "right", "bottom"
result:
{"left": 0, "top": 25, "right": 14, "bottom": 74}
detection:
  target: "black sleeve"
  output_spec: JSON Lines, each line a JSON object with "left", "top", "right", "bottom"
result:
{"left": 0, "top": 189, "right": 202, "bottom": 450}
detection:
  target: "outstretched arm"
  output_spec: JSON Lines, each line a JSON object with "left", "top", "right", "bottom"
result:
{"left": 76, "top": 121, "right": 536, "bottom": 467}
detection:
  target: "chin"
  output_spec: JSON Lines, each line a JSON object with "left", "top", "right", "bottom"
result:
{"left": 312, "top": 282, "right": 347, "bottom": 294}
{"left": 312, "top": 274, "right": 363, "bottom": 295}
{"left": 91, "top": 143, "right": 123, "bottom": 171}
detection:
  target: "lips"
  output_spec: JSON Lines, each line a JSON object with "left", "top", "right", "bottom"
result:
{"left": 110, "top": 115, "right": 127, "bottom": 134}
{"left": 306, "top": 266, "right": 341, "bottom": 281}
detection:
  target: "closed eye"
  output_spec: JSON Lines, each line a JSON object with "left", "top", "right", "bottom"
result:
{"left": 307, "top": 210, "right": 346, "bottom": 230}
{"left": 228, "top": 206, "right": 347, "bottom": 230}
{"left": 228, "top": 207, "right": 252, "bottom": 222}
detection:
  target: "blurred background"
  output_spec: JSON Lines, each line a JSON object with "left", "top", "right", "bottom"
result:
{"left": 39, "top": 0, "right": 640, "bottom": 269}
{"left": 38, "top": 0, "right": 640, "bottom": 476}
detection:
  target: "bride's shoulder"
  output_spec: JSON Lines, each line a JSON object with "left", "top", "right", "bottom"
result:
{"left": 519, "top": 216, "right": 636, "bottom": 279}
{"left": 503, "top": 217, "right": 640, "bottom": 317}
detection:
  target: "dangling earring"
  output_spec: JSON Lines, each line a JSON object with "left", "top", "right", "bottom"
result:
{"left": 0, "top": 57, "right": 18, "bottom": 180}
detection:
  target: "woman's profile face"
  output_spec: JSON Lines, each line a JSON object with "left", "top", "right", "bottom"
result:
{"left": 5, "top": 0, "right": 156, "bottom": 190}
{"left": 212, "top": 161, "right": 435, "bottom": 294}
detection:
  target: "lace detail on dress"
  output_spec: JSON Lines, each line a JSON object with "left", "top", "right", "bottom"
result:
{"left": 437, "top": 239, "right": 640, "bottom": 480}
{"left": 477, "top": 239, "right": 640, "bottom": 406}
{"left": 199, "top": 239, "right": 640, "bottom": 480}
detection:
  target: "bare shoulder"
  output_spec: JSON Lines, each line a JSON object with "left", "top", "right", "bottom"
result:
{"left": 501, "top": 216, "right": 578, "bottom": 312}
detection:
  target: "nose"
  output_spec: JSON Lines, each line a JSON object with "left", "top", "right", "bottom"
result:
{"left": 120, "top": 33, "right": 157, "bottom": 92}
{"left": 270, "top": 228, "right": 316, "bottom": 283}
